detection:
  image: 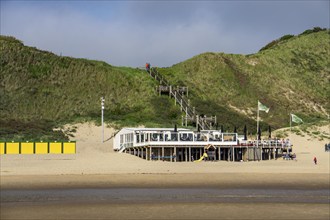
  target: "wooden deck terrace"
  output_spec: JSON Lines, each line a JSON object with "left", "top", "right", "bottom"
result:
{"left": 122, "top": 138, "right": 291, "bottom": 162}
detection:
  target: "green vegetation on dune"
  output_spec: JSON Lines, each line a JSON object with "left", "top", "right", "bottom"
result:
{"left": 0, "top": 119, "right": 69, "bottom": 141}
{"left": 158, "top": 29, "right": 329, "bottom": 132}
{"left": 0, "top": 28, "right": 329, "bottom": 140}
{"left": 0, "top": 36, "right": 180, "bottom": 140}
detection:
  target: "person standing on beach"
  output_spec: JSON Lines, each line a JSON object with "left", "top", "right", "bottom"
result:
{"left": 313, "top": 156, "right": 317, "bottom": 165}
{"left": 293, "top": 153, "right": 297, "bottom": 161}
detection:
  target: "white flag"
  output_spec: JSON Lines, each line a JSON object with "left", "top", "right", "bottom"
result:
{"left": 258, "top": 101, "right": 270, "bottom": 113}
{"left": 291, "top": 114, "right": 303, "bottom": 124}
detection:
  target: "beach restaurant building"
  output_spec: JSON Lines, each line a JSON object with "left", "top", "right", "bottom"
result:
{"left": 114, "top": 128, "right": 289, "bottom": 162}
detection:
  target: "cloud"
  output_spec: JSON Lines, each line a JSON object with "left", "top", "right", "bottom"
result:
{"left": 1, "top": 1, "right": 329, "bottom": 67}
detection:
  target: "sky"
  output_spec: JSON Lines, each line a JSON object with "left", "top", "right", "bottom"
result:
{"left": 1, "top": 0, "right": 329, "bottom": 67}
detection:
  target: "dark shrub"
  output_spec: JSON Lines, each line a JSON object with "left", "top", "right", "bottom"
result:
{"left": 299, "top": 27, "right": 326, "bottom": 36}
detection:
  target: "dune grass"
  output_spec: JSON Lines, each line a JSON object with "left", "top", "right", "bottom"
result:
{"left": 0, "top": 29, "right": 329, "bottom": 140}
{"left": 158, "top": 30, "right": 329, "bottom": 132}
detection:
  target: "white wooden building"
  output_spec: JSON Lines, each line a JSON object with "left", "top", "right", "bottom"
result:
{"left": 113, "top": 127, "right": 289, "bottom": 162}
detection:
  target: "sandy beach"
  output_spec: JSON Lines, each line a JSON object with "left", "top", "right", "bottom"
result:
{"left": 1, "top": 123, "right": 329, "bottom": 219}
{"left": 1, "top": 123, "right": 329, "bottom": 176}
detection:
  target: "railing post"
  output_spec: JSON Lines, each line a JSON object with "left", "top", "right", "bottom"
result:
{"left": 185, "top": 107, "right": 188, "bottom": 126}
{"left": 174, "top": 91, "right": 177, "bottom": 105}
{"left": 182, "top": 115, "right": 184, "bottom": 126}
{"left": 196, "top": 115, "right": 199, "bottom": 130}
{"left": 180, "top": 99, "right": 183, "bottom": 111}
{"left": 202, "top": 116, "right": 205, "bottom": 130}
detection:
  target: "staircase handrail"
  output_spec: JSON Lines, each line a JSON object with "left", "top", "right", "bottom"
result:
{"left": 118, "top": 144, "right": 126, "bottom": 153}
{"left": 148, "top": 67, "right": 215, "bottom": 130}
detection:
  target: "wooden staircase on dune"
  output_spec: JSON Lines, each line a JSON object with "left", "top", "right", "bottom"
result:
{"left": 147, "top": 67, "right": 217, "bottom": 130}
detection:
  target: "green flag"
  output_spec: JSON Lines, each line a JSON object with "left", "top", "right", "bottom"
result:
{"left": 258, "top": 101, "right": 270, "bottom": 113}
{"left": 291, "top": 114, "right": 303, "bottom": 124}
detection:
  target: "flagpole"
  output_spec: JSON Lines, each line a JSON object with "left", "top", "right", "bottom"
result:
{"left": 290, "top": 113, "right": 292, "bottom": 131}
{"left": 257, "top": 101, "right": 260, "bottom": 161}
{"left": 257, "top": 101, "right": 259, "bottom": 144}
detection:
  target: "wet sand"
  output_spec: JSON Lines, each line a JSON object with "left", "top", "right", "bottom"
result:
{"left": 1, "top": 173, "right": 329, "bottom": 190}
{"left": 1, "top": 173, "right": 329, "bottom": 220}
{"left": 2, "top": 202, "right": 328, "bottom": 220}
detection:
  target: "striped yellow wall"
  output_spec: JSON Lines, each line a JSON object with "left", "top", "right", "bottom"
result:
{"left": 6, "top": 142, "right": 20, "bottom": 154}
{"left": 49, "top": 142, "right": 62, "bottom": 154}
{"left": 0, "top": 142, "right": 76, "bottom": 155}
{"left": 21, "top": 142, "right": 34, "bottom": 154}
{"left": 63, "top": 142, "right": 76, "bottom": 154}
{"left": 0, "top": 142, "right": 5, "bottom": 155}
{"left": 35, "top": 142, "right": 48, "bottom": 154}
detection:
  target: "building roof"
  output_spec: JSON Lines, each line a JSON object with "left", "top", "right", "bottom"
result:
{"left": 121, "top": 127, "right": 190, "bottom": 132}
